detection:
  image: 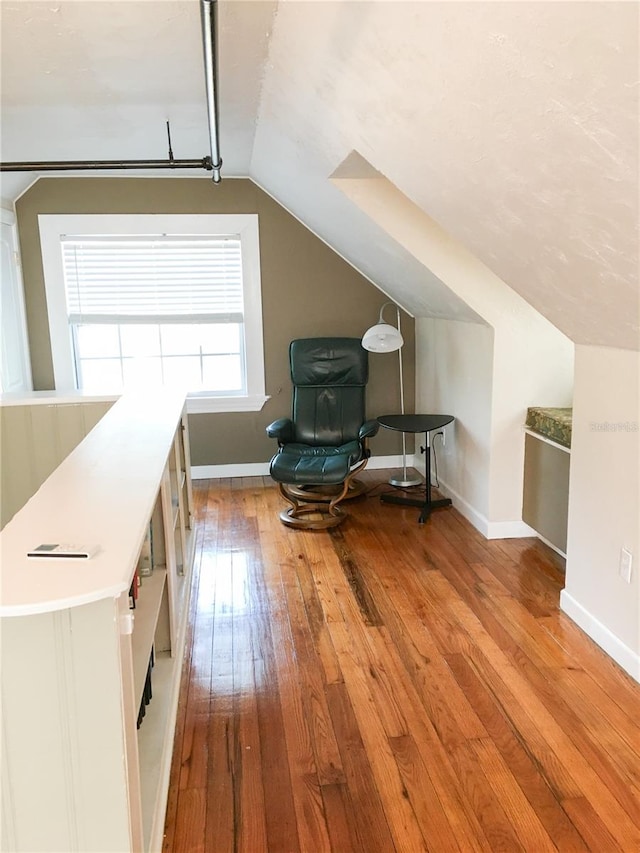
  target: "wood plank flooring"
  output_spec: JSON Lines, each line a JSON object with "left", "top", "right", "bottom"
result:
{"left": 163, "top": 474, "right": 640, "bottom": 852}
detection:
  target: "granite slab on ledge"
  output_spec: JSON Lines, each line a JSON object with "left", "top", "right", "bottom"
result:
{"left": 525, "top": 407, "right": 572, "bottom": 449}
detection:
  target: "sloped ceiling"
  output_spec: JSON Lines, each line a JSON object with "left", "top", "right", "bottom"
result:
{"left": 1, "top": 1, "right": 638, "bottom": 348}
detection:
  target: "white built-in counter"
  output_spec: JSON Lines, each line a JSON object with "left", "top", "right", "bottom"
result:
{"left": 2, "top": 391, "right": 184, "bottom": 615}
{"left": 1, "top": 391, "right": 195, "bottom": 852}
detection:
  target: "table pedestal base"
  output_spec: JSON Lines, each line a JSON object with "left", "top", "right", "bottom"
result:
{"left": 381, "top": 492, "right": 452, "bottom": 524}
{"left": 380, "top": 439, "right": 452, "bottom": 524}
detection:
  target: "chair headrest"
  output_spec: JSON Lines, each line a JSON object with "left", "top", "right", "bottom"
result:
{"left": 290, "top": 338, "right": 368, "bottom": 387}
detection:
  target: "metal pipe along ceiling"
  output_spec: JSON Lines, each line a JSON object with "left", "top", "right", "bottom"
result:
{"left": 200, "top": 0, "right": 222, "bottom": 183}
{"left": 0, "top": 0, "right": 223, "bottom": 183}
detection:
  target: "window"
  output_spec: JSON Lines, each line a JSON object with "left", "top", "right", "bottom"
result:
{"left": 39, "top": 214, "right": 267, "bottom": 413}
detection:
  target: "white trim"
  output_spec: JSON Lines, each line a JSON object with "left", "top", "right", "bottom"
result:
{"left": 1, "top": 212, "right": 33, "bottom": 392}
{"left": 420, "top": 469, "right": 537, "bottom": 540}
{"left": 37, "top": 213, "right": 266, "bottom": 411}
{"left": 191, "top": 454, "right": 405, "bottom": 480}
{"left": 560, "top": 590, "right": 640, "bottom": 683}
{"left": 367, "top": 454, "right": 408, "bottom": 470}
{"left": 192, "top": 462, "right": 270, "bottom": 479}
{"left": 485, "top": 519, "right": 538, "bottom": 540}
{"left": 523, "top": 427, "right": 571, "bottom": 454}
{"left": 430, "top": 476, "right": 490, "bottom": 536}
{"left": 533, "top": 532, "right": 567, "bottom": 559}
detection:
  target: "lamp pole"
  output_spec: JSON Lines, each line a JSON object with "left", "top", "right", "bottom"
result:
{"left": 390, "top": 306, "right": 422, "bottom": 488}
{"left": 362, "top": 302, "right": 422, "bottom": 489}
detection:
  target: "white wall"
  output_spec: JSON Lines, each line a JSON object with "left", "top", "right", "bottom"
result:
{"left": 489, "top": 319, "right": 574, "bottom": 526}
{"left": 417, "top": 317, "right": 574, "bottom": 537}
{"left": 337, "top": 173, "right": 574, "bottom": 534}
{"left": 561, "top": 346, "right": 639, "bottom": 681}
{"left": 417, "top": 318, "right": 494, "bottom": 524}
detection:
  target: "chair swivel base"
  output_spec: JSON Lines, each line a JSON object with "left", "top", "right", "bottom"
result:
{"left": 274, "top": 458, "right": 369, "bottom": 529}
{"left": 285, "top": 478, "right": 367, "bottom": 501}
{"left": 277, "top": 481, "right": 349, "bottom": 529}
{"left": 279, "top": 500, "right": 346, "bottom": 530}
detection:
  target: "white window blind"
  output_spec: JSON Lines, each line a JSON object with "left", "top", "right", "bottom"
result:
{"left": 61, "top": 235, "right": 244, "bottom": 323}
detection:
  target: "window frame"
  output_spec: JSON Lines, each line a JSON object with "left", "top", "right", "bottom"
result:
{"left": 38, "top": 213, "right": 268, "bottom": 414}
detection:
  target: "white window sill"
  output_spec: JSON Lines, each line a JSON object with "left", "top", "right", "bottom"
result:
{"left": 186, "top": 394, "right": 270, "bottom": 415}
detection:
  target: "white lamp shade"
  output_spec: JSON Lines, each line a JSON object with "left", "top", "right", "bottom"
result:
{"left": 361, "top": 322, "right": 404, "bottom": 353}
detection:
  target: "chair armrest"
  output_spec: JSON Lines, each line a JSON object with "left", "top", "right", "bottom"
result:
{"left": 359, "top": 419, "right": 380, "bottom": 440}
{"left": 266, "top": 418, "right": 294, "bottom": 443}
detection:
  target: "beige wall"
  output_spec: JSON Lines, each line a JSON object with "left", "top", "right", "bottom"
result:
{"left": 0, "top": 397, "right": 114, "bottom": 528}
{"left": 15, "top": 177, "right": 413, "bottom": 465}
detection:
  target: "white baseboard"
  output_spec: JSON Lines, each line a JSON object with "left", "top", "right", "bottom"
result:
{"left": 368, "top": 454, "right": 406, "bottom": 470}
{"left": 560, "top": 590, "right": 640, "bottom": 683}
{"left": 191, "top": 454, "right": 404, "bottom": 480}
{"left": 485, "top": 519, "right": 538, "bottom": 540}
{"left": 534, "top": 532, "right": 567, "bottom": 559}
{"left": 423, "top": 472, "right": 537, "bottom": 540}
{"left": 192, "top": 462, "right": 270, "bottom": 479}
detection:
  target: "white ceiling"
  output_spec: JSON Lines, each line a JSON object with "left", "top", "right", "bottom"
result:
{"left": 1, "top": 0, "right": 638, "bottom": 348}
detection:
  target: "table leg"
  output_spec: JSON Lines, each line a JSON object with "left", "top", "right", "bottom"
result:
{"left": 380, "top": 430, "right": 452, "bottom": 523}
{"left": 418, "top": 435, "right": 451, "bottom": 522}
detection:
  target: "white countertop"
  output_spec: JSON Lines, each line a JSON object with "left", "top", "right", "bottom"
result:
{"left": 0, "top": 390, "right": 186, "bottom": 616}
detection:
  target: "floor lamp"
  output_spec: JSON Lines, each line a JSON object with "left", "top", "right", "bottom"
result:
{"left": 362, "top": 303, "right": 422, "bottom": 488}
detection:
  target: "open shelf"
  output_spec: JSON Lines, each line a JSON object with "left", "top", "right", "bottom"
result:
{"left": 137, "top": 651, "right": 175, "bottom": 852}
{"left": 132, "top": 568, "right": 167, "bottom": 709}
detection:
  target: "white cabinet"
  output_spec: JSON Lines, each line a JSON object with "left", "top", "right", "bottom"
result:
{"left": 0, "top": 392, "right": 195, "bottom": 852}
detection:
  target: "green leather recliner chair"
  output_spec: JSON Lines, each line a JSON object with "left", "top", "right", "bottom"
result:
{"left": 266, "top": 337, "right": 379, "bottom": 529}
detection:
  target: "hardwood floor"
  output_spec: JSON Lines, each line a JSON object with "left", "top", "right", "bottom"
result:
{"left": 162, "top": 474, "right": 640, "bottom": 852}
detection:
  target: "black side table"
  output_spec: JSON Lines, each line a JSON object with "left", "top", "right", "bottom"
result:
{"left": 377, "top": 414, "right": 455, "bottom": 524}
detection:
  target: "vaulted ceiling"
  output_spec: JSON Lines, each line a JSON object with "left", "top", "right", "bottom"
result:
{"left": 1, "top": 1, "right": 638, "bottom": 349}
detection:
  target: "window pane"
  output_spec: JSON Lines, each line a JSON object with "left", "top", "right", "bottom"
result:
{"left": 202, "top": 355, "right": 243, "bottom": 391}
{"left": 75, "top": 324, "right": 119, "bottom": 358}
{"left": 120, "top": 324, "right": 161, "bottom": 357}
{"left": 78, "top": 358, "right": 123, "bottom": 392}
{"left": 122, "top": 356, "right": 163, "bottom": 387}
{"left": 159, "top": 323, "right": 241, "bottom": 357}
{"left": 204, "top": 324, "right": 241, "bottom": 354}
{"left": 73, "top": 321, "right": 246, "bottom": 395}
{"left": 160, "top": 324, "right": 200, "bottom": 356}
{"left": 162, "top": 355, "right": 203, "bottom": 389}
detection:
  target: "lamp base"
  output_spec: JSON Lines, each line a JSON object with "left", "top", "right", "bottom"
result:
{"left": 389, "top": 472, "right": 423, "bottom": 489}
